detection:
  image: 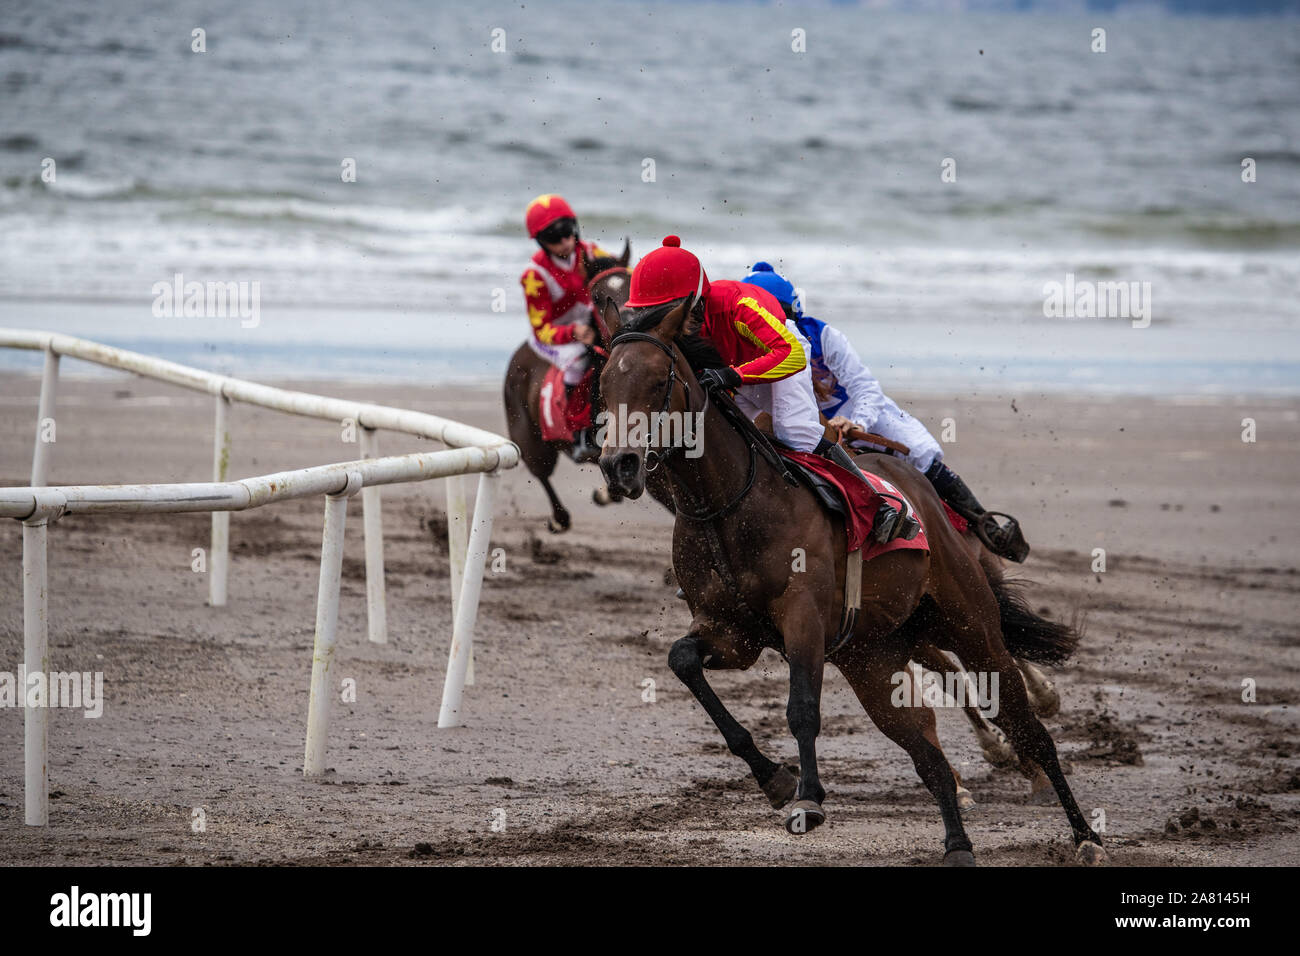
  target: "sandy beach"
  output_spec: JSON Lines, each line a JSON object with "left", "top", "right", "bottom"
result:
{"left": 1, "top": 372, "right": 1298, "bottom": 865}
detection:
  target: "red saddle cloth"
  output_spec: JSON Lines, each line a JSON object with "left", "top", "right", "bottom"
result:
{"left": 941, "top": 502, "right": 968, "bottom": 535}
{"left": 539, "top": 366, "right": 595, "bottom": 443}
{"left": 778, "top": 449, "right": 931, "bottom": 561}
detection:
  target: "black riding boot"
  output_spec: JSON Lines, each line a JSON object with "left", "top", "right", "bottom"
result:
{"left": 924, "top": 461, "right": 1030, "bottom": 562}
{"left": 568, "top": 425, "right": 601, "bottom": 463}
{"left": 817, "top": 438, "right": 919, "bottom": 544}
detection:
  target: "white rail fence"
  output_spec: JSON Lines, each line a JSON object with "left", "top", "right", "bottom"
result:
{"left": 0, "top": 329, "right": 519, "bottom": 826}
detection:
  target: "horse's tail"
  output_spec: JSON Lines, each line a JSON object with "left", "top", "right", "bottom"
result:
{"left": 987, "top": 574, "right": 1080, "bottom": 666}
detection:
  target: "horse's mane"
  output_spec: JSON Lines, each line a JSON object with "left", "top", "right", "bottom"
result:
{"left": 618, "top": 298, "right": 726, "bottom": 373}
{"left": 620, "top": 299, "right": 680, "bottom": 334}
{"left": 676, "top": 334, "right": 726, "bottom": 374}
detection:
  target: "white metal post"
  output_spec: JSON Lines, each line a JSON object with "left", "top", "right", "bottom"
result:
{"left": 437, "top": 471, "right": 498, "bottom": 728}
{"left": 359, "top": 427, "right": 387, "bottom": 644}
{"left": 303, "top": 473, "right": 361, "bottom": 777}
{"left": 23, "top": 518, "right": 50, "bottom": 825}
{"left": 30, "top": 348, "right": 59, "bottom": 487}
{"left": 210, "top": 394, "right": 231, "bottom": 607}
{"left": 444, "top": 473, "right": 473, "bottom": 684}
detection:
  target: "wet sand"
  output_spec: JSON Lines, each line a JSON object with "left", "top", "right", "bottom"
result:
{"left": 1, "top": 373, "right": 1298, "bottom": 865}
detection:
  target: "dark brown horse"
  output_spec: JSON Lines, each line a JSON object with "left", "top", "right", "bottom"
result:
{"left": 596, "top": 297, "right": 1105, "bottom": 866}
{"left": 503, "top": 242, "right": 632, "bottom": 532}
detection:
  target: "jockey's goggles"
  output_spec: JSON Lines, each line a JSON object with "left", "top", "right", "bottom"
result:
{"left": 537, "top": 218, "right": 578, "bottom": 244}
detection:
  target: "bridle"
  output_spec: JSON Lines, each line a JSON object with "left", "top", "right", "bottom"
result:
{"left": 585, "top": 265, "right": 630, "bottom": 292}
{"left": 607, "top": 330, "right": 758, "bottom": 522}
{"left": 585, "top": 266, "right": 629, "bottom": 345}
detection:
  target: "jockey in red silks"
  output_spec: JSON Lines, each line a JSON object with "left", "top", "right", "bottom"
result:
{"left": 520, "top": 193, "right": 612, "bottom": 461}
{"left": 622, "top": 236, "right": 915, "bottom": 544}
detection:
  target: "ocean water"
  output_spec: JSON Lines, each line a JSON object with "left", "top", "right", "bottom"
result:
{"left": 1, "top": 0, "right": 1299, "bottom": 394}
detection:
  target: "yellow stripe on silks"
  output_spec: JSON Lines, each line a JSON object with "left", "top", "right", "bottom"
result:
{"left": 735, "top": 297, "right": 806, "bottom": 380}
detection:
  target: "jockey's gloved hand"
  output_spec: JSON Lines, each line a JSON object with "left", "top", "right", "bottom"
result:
{"left": 699, "top": 366, "right": 742, "bottom": 393}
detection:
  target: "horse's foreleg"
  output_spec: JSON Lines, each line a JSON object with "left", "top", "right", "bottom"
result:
{"left": 667, "top": 635, "right": 797, "bottom": 809}
{"left": 782, "top": 621, "right": 827, "bottom": 834}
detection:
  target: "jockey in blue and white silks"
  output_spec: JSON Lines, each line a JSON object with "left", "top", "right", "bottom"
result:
{"left": 739, "top": 261, "right": 1030, "bottom": 563}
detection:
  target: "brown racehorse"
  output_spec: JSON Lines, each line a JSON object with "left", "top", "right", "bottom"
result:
{"left": 596, "top": 297, "right": 1105, "bottom": 866}
{"left": 503, "top": 242, "right": 632, "bottom": 532}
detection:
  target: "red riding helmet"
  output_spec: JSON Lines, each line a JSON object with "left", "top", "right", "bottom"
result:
{"left": 625, "top": 236, "right": 710, "bottom": 308}
{"left": 525, "top": 193, "right": 577, "bottom": 238}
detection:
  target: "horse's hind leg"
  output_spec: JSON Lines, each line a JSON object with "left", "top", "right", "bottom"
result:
{"left": 945, "top": 623, "right": 1106, "bottom": 864}
{"left": 667, "top": 634, "right": 797, "bottom": 809}
{"left": 917, "top": 645, "right": 1055, "bottom": 802}
{"left": 905, "top": 660, "right": 976, "bottom": 810}
{"left": 838, "top": 635, "right": 976, "bottom": 865}
{"left": 1018, "top": 659, "right": 1060, "bottom": 717}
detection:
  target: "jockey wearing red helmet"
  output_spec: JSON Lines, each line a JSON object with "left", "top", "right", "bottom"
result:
{"left": 520, "top": 193, "right": 614, "bottom": 460}
{"left": 623, "top": 237, "right": 915, "bottom": 544}
{"left": 521, "top": 193, "right": 612, "bottom": 353}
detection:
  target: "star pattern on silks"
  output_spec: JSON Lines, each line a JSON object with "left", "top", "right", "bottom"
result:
{"left": 522, "top": 270, "right": 545, "bottom": 299}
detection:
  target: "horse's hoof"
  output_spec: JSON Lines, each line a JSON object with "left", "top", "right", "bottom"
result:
{"left": 1076, "top": 841, "right": 1107, "bottom": 866}
{"left": 592, "top": 487, "right": 616, "bottom": 507}
{"left": 759, "top": 766, "right": 799, "bottom": 809}
{"left": 546, "top": 518, "right": 569, "bottom": 534}
{"left": 1029, "top": 775, "right": 1060, "bottom": 806}
{"left": 943, "top": 849, "right": 977, "bottom": 867}
{"left": 956, "top": 787, "right": 977, "bottom": 812}
{"left": 1019, "top": 663, "right": 1060, "bottom": 717}
{"left": 784, "top": 799, "right": 825, "bottom": 834}
{"left": 1030, "top": 686, "right": 1060, "bottom": 718}
{"left": 976, "top": 727, "right": 1016, "bottom": 767}
{"left": 980, "top": 739, "right": 1017, "bottom": 768}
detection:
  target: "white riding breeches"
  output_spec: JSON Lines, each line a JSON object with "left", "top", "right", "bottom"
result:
{"left": 527, "top": 334, "right": 590, "bottom": 386}
{"left": 851, "top": 400, "right": 944, "bottom": 473}
{"left": 732, "top": 363, "right": 826, "bottom": 454}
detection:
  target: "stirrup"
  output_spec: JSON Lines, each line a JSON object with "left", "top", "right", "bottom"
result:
{"left": 974, "top": 512, "right": 1030, "bottom": 563}
{"left": 872, "top": 501, "right": 920, "bottom": 544}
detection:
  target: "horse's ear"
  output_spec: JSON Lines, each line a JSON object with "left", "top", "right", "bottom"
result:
{"left": 655, "top": 298, "right": 691, "bottom": 340}
{"left": 602, "top": 297, "right": 621, "bottom": 336}
{"left": 618, "top": 238, "right": 630, "bottom": 267}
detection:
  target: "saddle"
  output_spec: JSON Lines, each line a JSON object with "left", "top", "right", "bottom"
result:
{"left": 783, "top": 454, "right": 849, "bottom": 521}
